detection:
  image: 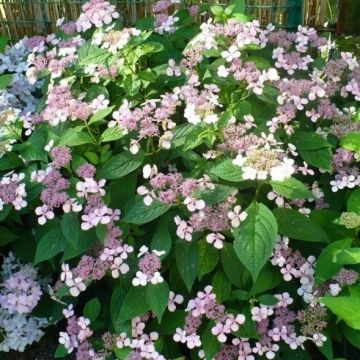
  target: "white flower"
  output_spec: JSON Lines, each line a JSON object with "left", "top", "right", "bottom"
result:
{"left": 227, "top": 205, "right": 248, "bottom": 228}
{"left": 63, "top": 198, "right": 82, "bottom": 213}
{"left": 184, "top": 197, "right": 205, "bottom": 212}
{"left": 251, "top": 305, "right": 273, "bottom": 322}
{"left": 206, "top": 232, "right": 225, "bottom": 249}
{"left": 63, "top": 304, "right": 74, "bottom": 318}
{"left": 132, "top": 271, "right": 148, "bottom": 286}
{"left": 221, "top": 45, "right": 240, "bottom": 62}
{"left": 168, "top": 291, "right": 184, "bottom": 312}
{"left": 150, "top": 271, "right": 164, "bottom": 284}
{"left": 60, "top": 263, "right": 73, "bottom": 283}
{"left": 184, "top": 103, "right": 201, "bottom": 125}
{"left": 329, "top": 283, "right": 341, "bottom": 296}
{"left": 111, "top": 257, "right": 129, "bottom": 278}
{"left": 129, "top": 139, "right": 140, "bottom": 154}
{"left": 173, "top": 328, "right": 187, "bottom": 343}
{"left": 44, "top": 139, "right": 54, "bottom": 152}
{"left": 270, "top": 157, "right": 295, "bottom": 182}
{"left": 35, "top": 205, "right": 54, "bottom": 225}
{"left": 143, "top": 164, "right": 158, "bottom": 179}
{"left": 67, "top": 277, "right": 86, "bottom": 297}
{"left": 267, "top": 191, "right": 284, "bottom": 207}
{"left": 217, "top": 65, "right": 229, "bottom": 77}
{"left": 233, "top": 154, "right": 246, "bottom": 167}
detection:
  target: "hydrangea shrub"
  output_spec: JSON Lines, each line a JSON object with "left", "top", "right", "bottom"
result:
{"left": 0, "top": 0, "right": 360, "bottom": 358}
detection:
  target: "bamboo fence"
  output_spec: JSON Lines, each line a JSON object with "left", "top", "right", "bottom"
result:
{"left": 0, "top": 0, "right": 328, "bottom": 42}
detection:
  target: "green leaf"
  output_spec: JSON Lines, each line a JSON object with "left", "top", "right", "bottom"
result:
{"left": 315, "top": 239, "right": 352, "bottom": 285}
{"left": 210, "top": 4, "right": 224, "bottom": 16}
{"left": 212, "top": 270, "right": 231, "bottom": 303}
{"left": 110, "top": 287, "right": 124, "bottom": 332}
{"left": 54, "top": 344, "right": 68, "bottom": 358}
{"left": 58, "top": 126, "right": 94, "bottom": 146}
{"left": 221, "top": 243, "right": 250, "bottom": 288}
{"left": 114, "top": 348, "right": 132, "bottom": 360}
{"left": 151, "top": 216, "right": 172, "bottom": 257}
{"left": 78, "top": 43, "right": 110, "bottom": 66}
{"left": 234, "top": 202, "right": 278, "bottom": 280}
{"left": 0, "top": 226, "right": 17, "bottom": 246}
{"left": 335, "top": 248, "right": 360, "bottom": 265}
{"left": 88, "top": 106, "right": 114, "bottom": 125}
{"left": 146, "top": 282, "right": 169, "bottom": 322}
{"left": 123, "top": 197, "right": 171, "bottom": 225}
{"left": 257, "top": 85, "right": 279, "bottom": 105}
{"left": 175, "top": 241, "right": 199, "bottom": 292}
{"left": 0, "top": 73, "right": 12, "bottom": 90}
{"left": 61, "top": 229, "right": 97, "bottom": 262}
{"left": 291, "top": 131, "right": 333, "bottom": 171}
{"left": 229, "top": 0, "right": 245, "bottom": 14}
{"left": 119, "top": 286, "right": 149, "bottom": 321}
{"left": 202, "top": 321, "right": 221, "bottom": 359}
{"left": 321, "top": 296, "right": 360, "bottom": 330}
{"left": 98, "top": 151, "right": 144, "bottom": 179}
{"left": 249, "top": 264, "right": 282, "bottom": 296}
{"left": 299, "top": 147, "right": 333, "bottom": 171}
{"left": 340, "top": 132, "right": 360, "bottom": 154}
{"left": 83, "top": 298, "right": 101, "bottom": 322}
{"left": 210, "top": 159, "right": 243, "bottom": 182}
{"left": 61, "top": 213, "right": 79, "bottom": 248}
{"left": 270, "top": 178, "right": 313, "bottom": 199}
{"left": 347, "top": 188, "right": 360, "bottom": 214}
{"left": 34, "top": 226, "right": 65, "bottom": 264}
{"left": 344, "top": 325, "right": 360, "bottom": 350}
{"left": 172, "top": 123, "right": 195, "bottom": 147}
{"left": 198, "top": 239, "right": 219, "bottom": 280}
{"left": 273, "top": 208, "right": 329, "bottom": 242}
{"left": 258, "top": 294, "right": 278, "bottom": 306}
{"left": 318, "top": 332, "right": 333, "bottom": 360}
{"left": 99, "top": 126, "right": 123, "bottom": 143}
{"left": 196, "top": 184, "right": 236, "bottom": 206}
{"left": 0, "top": 35, "right": 8, "bottom": 53}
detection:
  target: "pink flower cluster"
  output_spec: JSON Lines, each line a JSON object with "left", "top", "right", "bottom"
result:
{"left": 40, "top": 83, "right": 93, "bottom": 126}
{"left": 137, "top": 164, "right": 213, "bottom": 207}
{"left": 132, "top": 246, "right": 164, "bottom": 286}
{"left": 59, "top": 222, "right": 133, "bottom": 297}
{"left": 59, "top": 305, "right": 94, "bottom": 355}
{"left": 76, "top": 0, "right": 119, "bottom": 32}
{"left": 116, "top": 314, "right": 165, "bottom": 359}
{"left": 174, "top": 286, "right": 245, "bottom": 349}
{"left": 0, "top": 172, "right": 27, "bottom": 211}
{"left": 153, "top": 0, "right": 179, "bottom": 34}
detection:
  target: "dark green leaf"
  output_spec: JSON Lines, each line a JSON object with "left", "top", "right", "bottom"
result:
{"left": 35, "top": 226, "right": 65, "bottom": 264}
{"left": 274, "top": 208, "right": 329, "bottom": 242}
{"left": 198, "top": 239, "right": 219, "bottom": 280}
{"left": 119, "top": 286, "right": 149, "bottom": 321}
{"left": 270, "top": 178, "right": 313, "bottom": 199}
{"left": 315, "top": 239, "right": 352, "bottom": 285}
{"left": 210, "top": 159, "right": 243, "bottom": 182}
{"left": 146, "top": 282, "right": 169, "bottom": 322}
{"left": 83, "top": 298, "right": 101, "bottom": 322}
{"left": 99, "top": 151, "right": 144, "bottom": 179}
{"left": 221, "top": 243, "right": 250, "bottom": 288}
{"left": 234, "top": 202, "right": 278, "bottom": 280}
{"left": 123, "top": 197, "right": 171, "bottom": 225}
{"left": 212, "top": 270, "right": 231, "bottom": 303}
{"left": 61, "top": 213, "right": 79, "bottom": 248}
{"left": 347, "top": 188, "right": 360, "bottom": 214}
{"left": 175, "top": 241, "right": 199, "bottom": 291}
